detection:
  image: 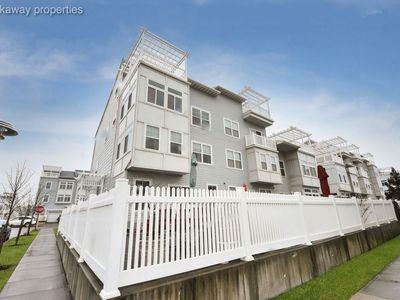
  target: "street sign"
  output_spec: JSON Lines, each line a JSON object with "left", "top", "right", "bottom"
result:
{"left": 35, "top": 205, "right": 45, "bottom": 214}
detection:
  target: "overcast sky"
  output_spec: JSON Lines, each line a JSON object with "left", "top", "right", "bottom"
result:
{"left": 1, "top": 0, "right": 400, "bottom": 190}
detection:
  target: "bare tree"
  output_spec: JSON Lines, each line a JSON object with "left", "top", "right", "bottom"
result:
{"left": 0, "top": 161, "right": 32, "bottom": 253}
{"left": 27, "top": 184, "right": 44, "bottom": 235}
{"left": 15, "top": 194, "right": 33, "bottom": 245}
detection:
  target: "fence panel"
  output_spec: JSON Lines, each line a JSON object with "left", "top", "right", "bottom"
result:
{"left": 335, "top": 199, "right": 363, "bottom": 234}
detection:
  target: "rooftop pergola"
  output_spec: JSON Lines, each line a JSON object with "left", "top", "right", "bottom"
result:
{"left": 268, "top": 126, "right": 312, "bottom": 144}
{"left": 0, "top": 120, "right": 18, "bottom": 140}
{"left": 311, "top": 136, "right": 361, "bottom": 157}
{"left": 239, "top": 87, "right": 271, "bottom": 119}
{"left": 122, "top": 29, "right": 188, "bottom": 80}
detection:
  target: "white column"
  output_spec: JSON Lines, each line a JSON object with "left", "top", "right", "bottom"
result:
{"left": 238, "top": 188, "right": 254, "bottom": 262}
{"left": 99, "top": 179, "right": 129, "bottom": 300}
{"left": 369, "top": 198, "right": 380, "bottom": 227}
{"left": 330, "top": 196, "right": 344, "bottom": 236}
{"left": 353, "top": 197, "right": 365, "bottom": 230}
{"left": 296, "top": 192, "right": 312, "bottom": 245}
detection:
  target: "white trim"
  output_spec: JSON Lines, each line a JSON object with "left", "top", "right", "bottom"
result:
{"left": 225, "top": 148, "right": 244, "bottom": 170}
{"left": 223, "top": 117, "right": 240, "bottom": 139}
{"left": 146, "top": 79, "right": 166, "bottom": 108}
{"left": 228, "top": 186, "right": 237, "bottom": 191}
{"left": 279, "top": 160, "right": 286, "bottom": 177}
{"left": 45, "top": 182, "right": 52, "bottom": 189}
{"left": 191, "top": 106, "right": 211, "bottom": 131}
{"left": 191, "top": 140, "right": 213, "bottom": 165}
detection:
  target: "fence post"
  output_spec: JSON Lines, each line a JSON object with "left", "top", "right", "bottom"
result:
{"left": 238, "top": 188, "right": 254, "bottom": 262}
{"left": 369, "top": 198, "right": 380, "bottom": 227}
{"left": 78, "top": 194, "right": 95, "bottom": 264}
{"left": 353, "top": 197, "right": 365, "bottom": 230}
{"left": 383, "top": 201, "right": 390, "bottom": 224}
{"left": 330, "top": 196, "right": 344, "bottom": 236}
{"left": 69, "top": 204, "right": 80, "bottom": 250}
{"left": 296, "top": 192, "right": 312, "bottom": 245}
{"left": 99, "top": 178, "right": 129, "bottom": 300}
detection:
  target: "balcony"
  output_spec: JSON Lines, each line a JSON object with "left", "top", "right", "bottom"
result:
{"left": 357, "top": 167, "right": 369, "bottom": 178}
{"left": 242, "top": 102, "right": 274, "bottom": 127}
{"left": 245, "top": 134, "right": 277, "bottom": 151}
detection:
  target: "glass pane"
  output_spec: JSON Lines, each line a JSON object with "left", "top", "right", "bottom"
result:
{"left": 193, "top": 142, "right": 202, "bottom": 153}
{"left": 203, "top": 154, "right": 211, "bottom": 164}
{"left": 232, "top": 122, "right": 239, "bottom": 130}
{"left": 171, "top": 131, "right": 181, "bottom": 143}
{"left": 168, "top": 94, "right": 174, "bottom": 110}
{"left": 233, "top": 130, "right": 239, "bottom": 137}
{"left": 175, "top": 98, "right": 182, "bottom": 112}
{"left": 202, "top": 119, "right": 210, "bottom": 129}
{"left": 235, "top": 161, "right": 242, "bottom": 169}
{"left": 227, "top": 151, "right": 234, "bottom": 159}
{"left": 149, "top": 79, "right": 164, "bottom": 90}
{"left": 224, "top": 119, "right": 230, "bottom": 128}
{"left": 194, "top": 152, "right": 202, "bottom": 162}
{"left": 192, "top": 116, "right": 201, "bottom": 126}
{"left": 156, "top": 90, "right": 164, "bottom": 106}
{"left": 146, "top": 137, "right": 159, "bottom": 150}
{"left": 147, "top": 87, "right": 156, "bottom": 104}
{"left": 201, "top": 111, "right": 209, "bottom": 121}
{"left": 192, "top": 107, "right": 200, "bottom": 117}
{"left": 203, "top": 145, "right": 211, "bottom": 155}
{"left": 171, "top": 143, "right": 181, "bottom": 154}
{"left": 227, "top": 159, "right": 235, "bottom": 168}
{"left": 225, "top": 127, "right": 232, "bottom": 135}
{"left": 234, "top": 152, "right": 241, "bottom": 161}
{"left": 261, "top": 162, "right": 268, "bottom": 170}
{"left": 146, "top": 125, "right": 159, "bottom": 138}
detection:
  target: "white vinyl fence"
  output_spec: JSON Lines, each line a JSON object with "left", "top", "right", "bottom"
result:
{"left": 58, "top": 179, "right": 397, "bottom": 299}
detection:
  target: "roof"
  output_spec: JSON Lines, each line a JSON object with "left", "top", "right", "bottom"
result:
{"left": 214, "top": 86, "right": 247, "bottom": 103}
{"left": 188, "top": 78, "right": 220, "bottom": 97}
{"left": 269, "top": 126, "right": 312, "bottom": 142}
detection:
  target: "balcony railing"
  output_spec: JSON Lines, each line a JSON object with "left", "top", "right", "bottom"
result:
{"left": 245, "top": 134, "right": 277, "bottom": 151}
{"left": 242, "top": 102, "right": 271, "bottom": 120}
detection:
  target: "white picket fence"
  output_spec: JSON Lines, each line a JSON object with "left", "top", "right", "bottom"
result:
{"left": 58, "top": 179, "right": 397, "bottom": 299}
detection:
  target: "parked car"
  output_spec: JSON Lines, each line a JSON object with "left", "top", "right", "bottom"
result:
{"left": 0, "top": 219, "right": 11, "bottom": 241}
{"left": 9, "top": 216, "right": 36, "bottom": 227}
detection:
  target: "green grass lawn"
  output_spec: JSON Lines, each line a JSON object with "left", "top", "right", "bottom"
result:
{"left": 276, "top": 235, "right": 400, "bottom": 300}
{"left": 0, "top": 230, "right": 39, "bottom": 291}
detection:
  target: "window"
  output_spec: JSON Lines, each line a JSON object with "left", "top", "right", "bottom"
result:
{"left": 116, "top": 143, "right": 121, "bottom": 159}
{"left": 207, "top": 184, "right": 217, "bottom": 191}
{"left": 120, "top": 104, "right": 125, "bottom": 120}
{"left": 42, "top": 195, "right": 49, "bottom": 203}
{"left": 45, "top": 182, "right": 52, "bottom": 189}
{"left": 259, "top": 188, "right": 272, "bottom": 193}
{"left": 66, "top": 182, "right": 73, "bottom": 190}
{"left": 302, "top": 165, "right": 311, "bottom": 176}
{"left": 123, "top": 135, "right": 129, "bottom": 153}
{"left": 270, "top": 156, "right": 278, "bottom": 172}
{"left": 64, "top": 195, "right": 71, "bottom": 203}
{"left": 228, "top": 186, "right": 237, "bottom": 191}
{"left": 304, "top": 188, "right": 319, "bottom": 197}
{"left": 145, "top": 125, "right": 160, "bottom": 150}
{"left": 310, "top": 167, "right": 317, "bottom": 177}
{"left": 192, "top": 107, "right": 210, "bottom": 130}
{"left": 226, "top": 149, "right": 242, "bottom": 169}
{"left": 59, "top": 181, "right": 66, "bottom": 190}
{"left": 339, "top": 174, "right": 342, "bottom": 183}
{"left": 147, "top": 80, "right": 165, "bottom": 107}
{"left": 170, "top": 131, "right": 182, "bottom": 154}
{"left": 279, "top": 161, "right": 286, "bottom": 176}
{"left": 127, "top": 93, "right": 132, "bottom": 109}
{"left": 135, "top": 180, "right": 151, "bottom": 195}
{"left": 56, "top": 195, "right": 71, "bottom": 203}
{"left": 259, "top": 153, "right": 268, "bottom": 170}
{"left": 192, "top": 142, "right": 212, "bottom": 164}
{"left": 223, "top": 118, "right": 239, "bottom": 138}
{"left": 167, "top": 88, "right": 183, "bottom": 113}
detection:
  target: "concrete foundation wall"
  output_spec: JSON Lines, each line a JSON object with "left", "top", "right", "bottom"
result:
{"left": 57, "top": 222, "right": 400, "bottom": 300}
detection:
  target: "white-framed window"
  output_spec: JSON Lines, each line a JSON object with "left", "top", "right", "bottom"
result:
{"left": 123, "top": 135, "right": 129, "bottom": 153}
{"left": 207, "top": 184, "right": 218, "bottom": 191}
{"left": 250, "top": 128, "right": 264, "bottom": 136}
{"left": 226, "top": 149, "right": 243, "bottom": 170}
{"left": 259, "top": 153, "right": 268, "bottom": 170}
{"left": 147, "top": 79, "right": 165, "bottom": 107}
{"left": 42, "top": 194, "right": 49, "bottom": 203}
{"left": 167, "top": 88, "right": 183, "bottom": 113}
{"left": 127, "top": 93, "right": 132, "bottom": 110}
{"left": 66, "top": 182, "right": 73, "bottom": 190}
{"left": 170, "top": 131, "right": 182, "bottom": 155}
{"left": 259, "top": 188, "right": 272, "bottom": 193}
{"left": 191, "top": 106, "right": 210, "bottom": 130}
{"left": 301, "top": 162, "right": 317, "bottom": 177}
{"left": 56, "top": 195, "right": 71, "bottom": 203}
{"left": 223, "top": 118, "right": 240, "bottom": 138}
{"left": 45, "top": 182, "right": 52, "bottom": 189}
{"left": 120, "top": 104, "right": 125, "bottom": 120}
{"left": 270, "top": 156, "right": 278, "bottom": 172}
{"left": 228, "top": 186, "right": 237, "bottom": 191}
{"left": 310, "top": 167, "right": 317, "bottom": 177}
{"left": 279, "top": 161, "right": 286, "bottom": 176}
{"left": 192, "top": 141, "right": 212, "bottom": 164}
{"left": 145, "top": 125, "right": 160, "bottom": 151}
{"left": 116, "top": 143, "right": 121, "bottom": 159}
{"left": 304, "top": 188, "right": 319, "bottom": 197}
{"left": 59, "top": 181, "right": 66, "bottom": 190}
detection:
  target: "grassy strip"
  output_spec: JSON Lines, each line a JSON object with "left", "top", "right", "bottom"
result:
{"left": 0, "top": 230, "right": 39, "bottom": 291}
{"left": 276, "top": 235, "right": 400, "bottom": 300}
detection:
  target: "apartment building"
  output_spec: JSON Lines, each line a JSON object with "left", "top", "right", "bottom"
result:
{"left": 269, "top": 127, "right": 320, "bottom": 196}
{"left": 379, "top": 168, "right": 391, "bottom": 194}
{"left": 38, "top": 166, "right": 103, "bottom": 222}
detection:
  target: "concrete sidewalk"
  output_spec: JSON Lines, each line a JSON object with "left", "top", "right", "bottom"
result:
{"left": 351, "top": 256, "right": 400, "bottom": 300}
{"left": 0, "top": 226, "right": 71, "bottom": 300}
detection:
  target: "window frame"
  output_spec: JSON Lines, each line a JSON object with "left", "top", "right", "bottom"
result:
{"left": 191, "top": 106, "right": 211, "bottom": 130}
{"left": 279, "top": 161, "right": 286, "bottom": 176}
{"left": 167, "top": 88, "right": 183, "bottom": 113}
{"left": 42, "top": 194, "right": 49, "bottom": 203}
{"left": 192, "top": 140, "right": 213, "bottom": 165}
{"left": 270, "top": 155, "right": 278, "bottom": 172}
{"left": 259, "top": 152, "right": 268, "bottom": 170}
{"left": 45, "top": 182, "right": 52, "bottom": 189}
{"left": 169, "top": 130, "right": 183, "bottom": 155}
{"left": 223, "top": 117, "right": 240, "bottom": 138}
{"left": 146, "top": 79, "right": 165, "bottom": 108}
{"left": 144, "top": 124, "right": 160, "bottom": 151}
{"left": 207, "top": 184, "right": 218, "bottom": 191}
{"left": 123, "top": 135, "right": 129, "bottom": 154}
{"left": 225, "top": 149, "right": 243, "bottom": 170}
